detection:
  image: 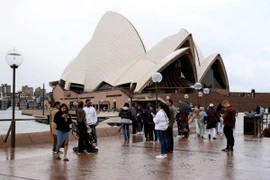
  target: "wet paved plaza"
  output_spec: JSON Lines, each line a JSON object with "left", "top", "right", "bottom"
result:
{"left": 0, "top": 113, "right": 270, "bottom": 180}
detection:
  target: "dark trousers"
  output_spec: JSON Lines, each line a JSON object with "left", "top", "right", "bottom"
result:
{"left": 224, "top": 125, "right": 234, "bottom": 148}
{"left": 78, "top": 124, "right": 91, "bottom": 152}
{"left": 166, "top": 126, "right": 174, "bottom": 152}
{"left": 89, "top": 125, "right": 97, "bottom": 144}
{"left": 144, "top": 123, "right": 148, "bottom": 138}
{"left": 146, "top": 124, "right": 157, "bottom": 141}
{"left": 52, "top": 135, "right": 57, "bottom": 152}
{"left": 137, "top": 121, "right": 143, "bottom": 132}
{"left": 132, "top": 120, "right": 137, "bottom": 134}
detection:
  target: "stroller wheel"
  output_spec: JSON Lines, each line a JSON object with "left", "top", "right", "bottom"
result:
{"left": 73, "top": 147, "right": 78, "bottom": 152}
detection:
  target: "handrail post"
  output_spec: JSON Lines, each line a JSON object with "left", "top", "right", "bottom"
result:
{"left": 4, "top": 124, "right": 12, "bottom": 142}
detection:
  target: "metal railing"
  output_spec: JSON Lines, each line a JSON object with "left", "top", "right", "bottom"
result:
{"left": 0, "top": 117, "right": 48, "bottom": 145}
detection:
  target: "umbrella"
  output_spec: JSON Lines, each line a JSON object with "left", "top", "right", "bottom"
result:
{"left": 176, "top": 102, "right": 192, "bottom": 113}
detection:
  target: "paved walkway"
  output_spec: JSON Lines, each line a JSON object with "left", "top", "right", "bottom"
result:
{"left": 0, "top": 113, "right": 270, "bottom": 180}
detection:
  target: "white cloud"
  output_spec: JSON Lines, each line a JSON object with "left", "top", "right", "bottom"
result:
{"left": 263, "top": 46, "right": 270, "bottom": 52}
{"left": 223, "top": 53, "right": 270, "bottom": 92}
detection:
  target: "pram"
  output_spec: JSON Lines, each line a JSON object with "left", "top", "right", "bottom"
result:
{"left": 71, "top": 121, "right": 98, "bottom": 153}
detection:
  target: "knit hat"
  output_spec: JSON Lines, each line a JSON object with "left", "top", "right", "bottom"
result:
{"left": 209, "top": 103, "right": 214, "bottom": 107}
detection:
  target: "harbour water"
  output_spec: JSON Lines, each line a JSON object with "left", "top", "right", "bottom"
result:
{"left": 0, "top": 110, "right": 49, "bottom": 135}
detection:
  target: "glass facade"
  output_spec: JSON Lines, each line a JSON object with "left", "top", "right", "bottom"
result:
{"left": 201, "top": 60, "right": 226, "bottom": 89}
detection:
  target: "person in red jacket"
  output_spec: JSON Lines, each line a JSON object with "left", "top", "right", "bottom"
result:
{"left": 221, "top": 100, "right": 236, "bottom": 151}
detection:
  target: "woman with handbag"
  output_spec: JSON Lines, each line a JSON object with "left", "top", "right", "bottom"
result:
{"left": 54, "top": 103, "right": 72, "bottom": 161}
{"left": 153, "top": 102, "right": 170, "bottom": 159}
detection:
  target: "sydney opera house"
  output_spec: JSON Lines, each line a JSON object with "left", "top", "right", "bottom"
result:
{"left": 50, "top": 11, "right": 229, "bottom": 110}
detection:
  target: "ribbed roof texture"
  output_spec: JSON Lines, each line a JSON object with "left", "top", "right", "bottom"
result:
{"left": 61, "top": 11, "right": 229, "bottom": 92}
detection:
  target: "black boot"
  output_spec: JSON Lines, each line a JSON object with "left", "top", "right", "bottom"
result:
{"left": 208, "top": 134, "right": 211, "bottom": 140}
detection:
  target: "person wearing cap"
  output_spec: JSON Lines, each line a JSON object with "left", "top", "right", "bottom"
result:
{"left": 206, "top": 103, "right": 220, "bottom": 140}
{"left": 221, "top": 100, "right": 236, "bottom": 151}
{"left": 198, "top": 106, "right": 207, "bottom": 138}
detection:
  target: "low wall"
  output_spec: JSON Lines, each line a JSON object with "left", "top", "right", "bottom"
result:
{"left": 0, "top": 126, "right": 120, "bottom": 148}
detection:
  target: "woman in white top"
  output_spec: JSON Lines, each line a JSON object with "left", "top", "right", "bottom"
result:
{"left": 153, "top": 102, "right": 170, "bottom": 159}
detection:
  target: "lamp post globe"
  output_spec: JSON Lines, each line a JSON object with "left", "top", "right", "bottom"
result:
{"left": 194, "top": 82, "right": 202, "bottom": 90}
{"left": 6, "top": 49, "right": 24, "bottom": 68}
{"left": 5, "top": 49, "right": 23, "bottom": 149}
{"left": 152, "top": 72, "right": 163, "bottom": 108}
{"left": 152, "top": 72, "right": 163, "bottom": 83}
{"left": 194, "top": 82, "right": 202, "bottom": 106}
{"left": 203, "top": 88, "right": 210, "bottom": 95}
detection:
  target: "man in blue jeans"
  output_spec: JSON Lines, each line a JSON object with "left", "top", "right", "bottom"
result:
{"left": 83, "top": 99, "right": 98, "bottom": 147}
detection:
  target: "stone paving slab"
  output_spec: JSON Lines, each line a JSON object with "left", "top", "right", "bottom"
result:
{"left": 0, "top": 113, "right": 269, "bottom": 180}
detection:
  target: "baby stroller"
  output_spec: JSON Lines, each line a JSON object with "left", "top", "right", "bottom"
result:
{"left": 71, "top": 121, "right": 98, "bottom": 153}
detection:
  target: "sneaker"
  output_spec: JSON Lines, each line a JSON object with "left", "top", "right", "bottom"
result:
{"left": 156, "top": 154, "right": 167, "bottom": 159}
{"left": 213, "top": 137, "right": 217, "bottom": 140}
{"left": 221, "top": 148, "right": 230, "bottom": 152}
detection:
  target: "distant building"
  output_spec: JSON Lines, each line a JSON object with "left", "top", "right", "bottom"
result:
{"left": 34, "top": 87, "right": 46, "bottom": 97}
{"left": 22, "top": 85, "right": 34, "bottom": 96}
{"left": 0, "top": 84, "right": 11, "bottom": 97}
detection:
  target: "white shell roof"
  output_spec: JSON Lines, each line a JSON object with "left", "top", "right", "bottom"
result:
{"left": 61, "top": 11, "right": 146, "bottom": 91}
{"left": 198, "top": 54, "right": 229, "bottom": 89}
{"left": 60, "top": 11, "right": 229, "bottom": 92}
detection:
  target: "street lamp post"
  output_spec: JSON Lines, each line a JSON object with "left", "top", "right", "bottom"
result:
{"left": 203, "top": 88, "right": 210, "bottom": 108}
{"left": 152, "top": 72, "right": 163, "bottom": 108}
{"left": 198, "top": 91, "right": 203, "bottom": 105}
{"left": 5, "top": 49, "right": 23, "bottom": 148}
{"left": 194, "top": 82, "right": 202, "bottom": 105}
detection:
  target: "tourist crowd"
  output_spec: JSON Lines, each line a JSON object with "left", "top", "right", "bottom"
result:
{"left": 119, "top": 99, "right": 236, "bottom": 158}
{"left": 49, "top": 98, "right": 236, "bottom": 161}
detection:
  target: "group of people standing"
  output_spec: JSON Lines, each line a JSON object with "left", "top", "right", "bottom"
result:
{"left": 49, "top": 99, "right": 98, "bottom": 161}
{"left": 119, "top": 100, "right": 175, "bottom": 159}
{"left": 191, "top": 100, "right": 236, "bottom": 151}
{"left": 119, "top": 99, "right": 236, "bottom": 158}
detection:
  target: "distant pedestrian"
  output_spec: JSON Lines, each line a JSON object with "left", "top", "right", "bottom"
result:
{"left": 54, "top": 103, "right": 72, "bottom": 161}
{"left": 193, "top": 106, "right": 200, "bottom": 137}
{"left": 198, "top": 107, "right": 207, "bottom": 139}
{"left": 153, "top": 102, "right": 170, "bottom": 159}
{"left": 76, "top": 101, "right": 91, "bottom": 153}
{"left": 131, "top": 103, "right": 138, "bottom": 134}
{"left": 221, "top": 100, "right": 236, "bottom": 152}
{"left": 206, "top": 103, "right": 219, "bottom": 140}
{"left": 145, "top": 104, "right": 157, "bottom": 142}
{"left": 83, "top": 99, "right": 98, "bottom": 147}
{"left": 136, "top": 105, "right": 144, "bottom": 135}
{"left": 166, "top": 99, "right": 175, "bottom": 153}
{"left": 49, "top": 101, "right": 61, "bottom": 154}
{"left": 119, "top": 103, "right": 132, "bottom": 143}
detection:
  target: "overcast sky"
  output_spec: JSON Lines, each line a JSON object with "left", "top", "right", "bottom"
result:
{"left": 0, "top": 0, "right": 270, "bottom": 92}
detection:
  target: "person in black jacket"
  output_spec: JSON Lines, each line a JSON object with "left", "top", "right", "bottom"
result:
{"left": 119, "top": 103, "right": 132, "bottom": 143}
{"left": 54, "top": 103, "right": 72, "bottom": 161}
{"left": 145, "top": 104, "right": 157, "bottom": 142}
{"left": 76, "top": 101, "right": 91, "bottom": 153}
